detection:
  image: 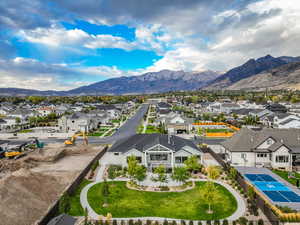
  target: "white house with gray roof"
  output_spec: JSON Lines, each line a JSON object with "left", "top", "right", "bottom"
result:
{"left": 222, "top": 128, "right": 300, "bottom": 171}
{"left": 107, "top": 134, "right": 203, "bottom": 171}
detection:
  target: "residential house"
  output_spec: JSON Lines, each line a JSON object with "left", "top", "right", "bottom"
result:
{"left": 9, "top": 109, "right": 35, "bottom": 120}
{"left": 266, "top": 103, "right": 288, "bottom": 113}
{"left": 208, "top": 102, "right": 240, "bottom": 114}
{"left": 165, "top": 114, "right": 193, "bottom": 134}
{"left": 95, "top": 105, "right": 121, "bottom": 119}
{"left": 107, "top": 133, "right": 203, "bottom": 172}
{"left": 221, "top": 128, "right": 300, "bottom": 171}
{"left": 157, "top": 102, "right": 172, "bottom": 111}
{"left": 58, "top": 113, "right": 99, "bottom": 133}
{"left": 36, "top": 106, "right": 55, "bottom": 117}
{"left": 270, "top": 113, "right": 300, "bottom": 129}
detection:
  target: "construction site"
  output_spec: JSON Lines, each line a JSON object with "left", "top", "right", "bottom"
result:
{"left": 0, "top": 134, "right": 105, "bottom": 225}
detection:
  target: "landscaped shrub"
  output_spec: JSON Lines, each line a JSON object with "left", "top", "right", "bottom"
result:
{"left": 146, "top": 220, "right": 152, "bottom": 225}
{"left": 213, "top": 220, "right": 220, "bottom": 225}
{"left": 206, "top": 221, "right": 211, "bottom": 225}
{"left": 113, "top": 220, "right": 117, "bottom": 225}
{"left": 164, "top": 220, "right": 169, "bottom": 225}
{"left": 248, "top": 221, "right": 254, "bottom": 225}
{"left": 121, "top": 221, "right": 126, "bottom": 225}
{"left": 154, "top": 221, "right": 159, "bottom": 225}
{"left": 98, "top": 220, "right": 103, "bottom": 225}
{"left": 136, "top": 220, "right": 142, "bottom": 225}
{"left": 222, "top": 219, "right": 228, "bottom": 225}
{"left": 181, "top": 220, "right": 186, "bottom": 225}
{"left": 129, "top": 219, "right": 134, "bottom": 225}
{"left": 172, "top": 221, "right": 177, "bottom": 225}
{"left": 197, "top": 222, "right": 202, "bottom": 225}
{"left": 189, "top": 220, "right": 193, "bottom": 225}
{"left": 108, "top": 164, "right": 123, "bottom": 179}
{"left": 232, "top": 221, "right": 236, "bottom": 225}
{"left": 257, "top": 219, "right": 264, "bottom": 225}
{"left": 160, "top": 186, "right": 170, "bottom": 191}
{"left": 237, "top": 217, "right": 248, "bottom": 225}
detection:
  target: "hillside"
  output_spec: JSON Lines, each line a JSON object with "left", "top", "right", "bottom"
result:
{"left": 204, "top": 55, "right": 290, "bottom": 89}
{"left": 68, "top": 70, "right": 220, "bottom": 95}
{"left": 0, "top": 70, "right": 221, "bottom": 96}
{"left": 226, "top": 62, "right": 300, "bottom": 91}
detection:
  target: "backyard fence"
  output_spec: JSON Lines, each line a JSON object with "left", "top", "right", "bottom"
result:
{"left": 78, "top": 218, "right": 281, "bottom": 225}
{"left": 37, "top": 145, "right": 108, "bottom": 225}
{"left": 205, "top": 147, "right": 281, "bottom": 225}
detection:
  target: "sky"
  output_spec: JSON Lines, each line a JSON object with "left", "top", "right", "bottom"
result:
{"left": 0, "top": 0, "right": 300, "bottom": 90}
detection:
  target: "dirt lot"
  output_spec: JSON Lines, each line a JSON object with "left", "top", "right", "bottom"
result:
{"left": 0, "top": 143, "right": 104, "bottom": 225}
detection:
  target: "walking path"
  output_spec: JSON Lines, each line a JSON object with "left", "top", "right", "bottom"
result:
{"left": 80, "top": 163, "right": 247, "bottom": 221}
{"left": 142, "top": 105, "right": 151, "bottom": 133}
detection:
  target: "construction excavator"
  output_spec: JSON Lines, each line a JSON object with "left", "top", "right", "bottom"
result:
{"left": 64, "top": 131, "right": 88, "bottom": 146}
{"left": 4, "top": 138, "right": 44, "bottom": 159}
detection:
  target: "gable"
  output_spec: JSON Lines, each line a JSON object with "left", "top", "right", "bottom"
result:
{"left": 256, "top": 137, "right": 276, "bottom": 149}
{"left": 146, "top": 144, "right": 173, "bottom": 152}
{"left": 274, "top": 145, "right": 290, "bottom": 154}
{"left": 170, "top": 116, "right": 185, "bottom": 123}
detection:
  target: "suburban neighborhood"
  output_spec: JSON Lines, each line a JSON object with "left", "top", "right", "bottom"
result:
{"left": 1, "top": 0, "right": 300, "bottom": 225}
{"left": 1, "top": 92, "right": 300, "bottom": 225}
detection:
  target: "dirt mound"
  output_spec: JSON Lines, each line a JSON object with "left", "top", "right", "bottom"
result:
{"left": 0, "top": 168, "right": 68, "bottom": 225}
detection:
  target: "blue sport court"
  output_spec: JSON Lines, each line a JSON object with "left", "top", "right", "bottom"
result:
{"left": 244, "top": 173, "right": 300, "bottom": 203}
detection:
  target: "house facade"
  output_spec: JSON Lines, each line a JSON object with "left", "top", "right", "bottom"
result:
{"left": 222, "top": 128, "right": 300, "bottom": 171}
{"left": 165, "top": 114, "right": 193, "bottom": 134}
{"left": 107, "top": 134, "right": 203, "bottom": 171}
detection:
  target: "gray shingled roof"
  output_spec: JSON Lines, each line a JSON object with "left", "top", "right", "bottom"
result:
{"left": 47, "top": 214, "right": 76, "bottom": 225}
{"left": 222, "top": 127, "right": 300, "bottom": 153}
{"left": 109, "top": 134, "right": 201, "bottom": 153}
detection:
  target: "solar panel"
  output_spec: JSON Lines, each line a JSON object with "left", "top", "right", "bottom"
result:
{"left": 263, "top": 191, "right": 289, "bottom": 202}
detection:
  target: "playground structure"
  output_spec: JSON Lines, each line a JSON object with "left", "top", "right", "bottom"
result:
{"left": 193, "top": 122, "right": 240, "bottom": 138}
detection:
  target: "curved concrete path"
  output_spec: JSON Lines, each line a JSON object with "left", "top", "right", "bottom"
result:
{"left": 80, "top": 165, "right": 246, "bottom": 221}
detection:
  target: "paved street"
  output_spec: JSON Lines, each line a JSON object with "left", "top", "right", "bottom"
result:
{"left": 41, "top": 104, "right": 149, "bottom": 145}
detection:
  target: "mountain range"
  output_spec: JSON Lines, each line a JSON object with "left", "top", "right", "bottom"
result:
{"left": 1, "top": 55, "right": 300, "bottom": 96}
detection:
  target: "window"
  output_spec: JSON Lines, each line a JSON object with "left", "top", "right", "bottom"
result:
{"left": 275, "top": 155, "right": 289, "bottom": 163}
{"left": 266, "top": 138, "right": 273, "bottom": 145}
{"left": 114, "top": 152, "right": 119, "bottom": 156}
{"left": 150, "top": 154, "right": 168, "bottom": 161}
{"left": 175, "top": 156, "right": 188, "bottom": 163}
{"left": 241, "top": 153, "right": 247, "bottom": 159}
{"left": 136, "top": 157, "right": 142, "bottom": 163}
{"left": 257, "top": 153, "right": 267, "bottom": 158}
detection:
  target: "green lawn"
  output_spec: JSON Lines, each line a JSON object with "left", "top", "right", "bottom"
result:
{"left": 87, "top": 181, "right": 237, "bottom": 220}
{"left": 272, "top": 169, "right": 300, "bottom": 187}
{"left": 65, "top": 179, "right": 92, "bottom": 216}
{"left": 205, "top": 128, "right": 233, "bottom": 133}
{"left": 88, "top": 128, "right": 110, "bottom": 136}
{"left": 145, "top": 125, "right": 160, "bottom": 134}
{"left": 136, "top": 124, "right": 144, "bottom": 134}
{"left": 18, "top": 129, "right": 33, "bottom": 133}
